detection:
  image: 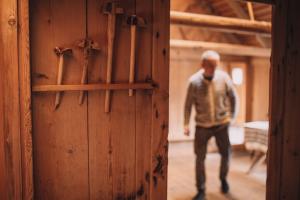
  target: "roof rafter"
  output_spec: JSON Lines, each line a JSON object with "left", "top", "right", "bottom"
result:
{"left": 199, "top": 0, "right": 242, "bottom": 44}
{"left": 224, "top": 0, "right": 270, "bottom": 47}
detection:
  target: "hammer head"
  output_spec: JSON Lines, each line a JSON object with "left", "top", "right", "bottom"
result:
{"left": 127, "top": 15, "right": 146, "bottom": 27}
{"left": 78, "top": 39, "right": 100, "bottom": 56}
{"left": 54, "top": 47, "right": 73, "bottom": 56}
{"left": 103, "top": 2, "right": 124, "bottom": 15}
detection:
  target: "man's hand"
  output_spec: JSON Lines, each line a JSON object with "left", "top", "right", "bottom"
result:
{"left": 184, "top": 125, "right": 190, "bottom": 136}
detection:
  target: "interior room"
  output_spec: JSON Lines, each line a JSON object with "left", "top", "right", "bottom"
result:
{"left": 168, "top": 0, "right": 270, "bottom": 199}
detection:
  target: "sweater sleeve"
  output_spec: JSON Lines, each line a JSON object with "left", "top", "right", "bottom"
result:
{"left": 225, "top": 75, "right": 239, "bottom": 121}
{"left": 184, "top": 82, "right": 195, "bottom": 126}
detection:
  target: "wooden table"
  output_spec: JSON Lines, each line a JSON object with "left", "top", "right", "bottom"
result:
{"left": 244, "top": 121, "right": 269, "bottom": 173}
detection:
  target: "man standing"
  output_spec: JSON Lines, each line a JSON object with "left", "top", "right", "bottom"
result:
{"left": 184, "top": 50, "right": 237, "bottom": 200}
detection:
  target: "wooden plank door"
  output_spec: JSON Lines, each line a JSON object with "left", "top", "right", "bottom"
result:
{"left": 30, "top": 0, "right": 169, "bottom": 199}
{"left": 30, "top": 0, "right": 89, "bottom": 199}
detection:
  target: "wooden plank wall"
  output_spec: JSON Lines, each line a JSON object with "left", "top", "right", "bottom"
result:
{"left": 0, "top": 0, "right": 23, "bottom": 199}
{"left": 30, "top": 1, "right": 89, "bottom": 199}
{"left": 151, "top": 0, "right": 170, "bottom": 199}
{"left": 18, "top": 1, "right": 34, "bottom": 199}
{"left": 0, "top": 10, "right": 7, "bottom": 199}
{"left": 0, "top": 0, "right": 169, "bottom": 199}
{"left": 28, "top": 0, "right": 169, "bottom": 199}
{"left": 267, "top": 0, "right": 300, "bottom": 199}
{"left": 249, "top": 57, "right": 270, "bottom": 121}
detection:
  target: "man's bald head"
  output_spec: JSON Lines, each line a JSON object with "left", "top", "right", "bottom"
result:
{"left": 201, "top": 50, "right": 220, "bottom": 61}
{"left": 201, "top": 50, "right": 220, "bottom": 78}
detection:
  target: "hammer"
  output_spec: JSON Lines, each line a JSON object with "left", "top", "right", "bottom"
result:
{"left": 103, "top": 2, "right": 124, "bottom": 113}
{"left": 78, "top": 39, "right": 100, "bottom": 105}
{"left": 54, "top": 47, "right": 73, "bottom": 109}
{"left": 127, "top": 15, "right": 146, "bottom": 96}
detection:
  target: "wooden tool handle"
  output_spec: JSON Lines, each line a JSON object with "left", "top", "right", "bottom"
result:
{"left": 105, "top": 14, "right": 116, "bottom": 113}
{"left": 129, "top": 25, "right": 136, "bottom": 96}
{"left": 78, "top": 59, "right": 89, "bottom": 105}
{"left": 55, "top": 56, "right": 64, "bottom": 109}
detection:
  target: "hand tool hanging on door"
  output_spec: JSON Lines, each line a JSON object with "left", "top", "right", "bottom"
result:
{"left": 127, "top": 15, "right": 146, "bottom": 96}
{"left": 54, "top": 47, "right": 73, "bottom": 110}
{"left": 103, "top": 2, "right": 124, "bottom": 113}
{"left": 78, "top": 39, "right": 100, "bottom": 105}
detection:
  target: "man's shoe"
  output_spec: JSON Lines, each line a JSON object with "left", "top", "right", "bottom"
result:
{"left": 192, "top": 190, "right": 205, "bottom": 200}
{"left": 221, "top": 179, "right": 230, "bottom": 194}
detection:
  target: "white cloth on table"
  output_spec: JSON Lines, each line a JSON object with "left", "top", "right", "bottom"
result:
{"left": 244, "top": 121, "right": 269, "bottom": 153}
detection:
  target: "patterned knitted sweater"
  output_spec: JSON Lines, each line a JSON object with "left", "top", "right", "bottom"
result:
{"left": 184, "top": 69, "right": 238, "bottom": 128}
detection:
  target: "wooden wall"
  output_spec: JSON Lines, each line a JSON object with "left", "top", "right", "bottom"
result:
{"left": 31, "top": 2, "right": 89, "bottom": 198}
{"left": 249, "top": 57, "right": 270, "bottom": 121}
{"left": 169, "top": 59, "right": 198, "bottom": 141}
{"left": 0, "top": 0, "right": 23, "bottom": 199}
{"left": 0, "top": 14, "right": 7, "bottom": 199}
{"left": 267, "top": 0, "right": 300, "bottom": 199}
{"left": 0, "top": 0, "right": 170, "bottom": 199}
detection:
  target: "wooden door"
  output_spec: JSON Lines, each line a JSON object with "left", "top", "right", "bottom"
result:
{"left": 30, "top": 0, "right": 169, "bottom": 199}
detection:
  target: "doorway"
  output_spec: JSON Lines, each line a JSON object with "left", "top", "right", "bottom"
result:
{"left": 168, "top": 0, "right": 271, "bottom": 199}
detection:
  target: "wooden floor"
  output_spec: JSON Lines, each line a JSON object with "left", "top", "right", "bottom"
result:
{"left": 168, "top": 142, "right": 266, "bottom": 200}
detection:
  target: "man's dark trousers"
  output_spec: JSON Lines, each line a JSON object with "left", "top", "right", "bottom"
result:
{"left": 194, "top": 124, "right": 231, "bottom": 192}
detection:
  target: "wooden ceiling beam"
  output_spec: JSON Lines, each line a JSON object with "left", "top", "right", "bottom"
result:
{"left": 170, "top": 11, "right": 271, "bottom": 37}
{"left": 199, "top": 0, "right": 242, "bottom": 44}
{"left": 224, "top": 0, "right": 270, "bottom": 47}
{"left": 170, "top": 49, "right": 248, "bottom": 62}
{"left": 238, "top": 0, "right": 274, "bottom": 5}
{"left": 170, "top": 39, "right": 271, "bottom": 57}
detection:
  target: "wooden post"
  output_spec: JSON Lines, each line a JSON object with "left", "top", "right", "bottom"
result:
{"left": 151, "top": 0, "right": 170, "bottom": 199}
{"left": 0, "top": 0, "right": 23, "bottom": 199}
{"left": 267, "top": 0, "right": 300, "bottom": 199}
{"left": 245, "top": 58, "right": 254, "bottom": 122}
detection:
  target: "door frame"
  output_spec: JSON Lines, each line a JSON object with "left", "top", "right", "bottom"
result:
{"left": 8, "top": 0, "right": 300, "bottom": 199}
